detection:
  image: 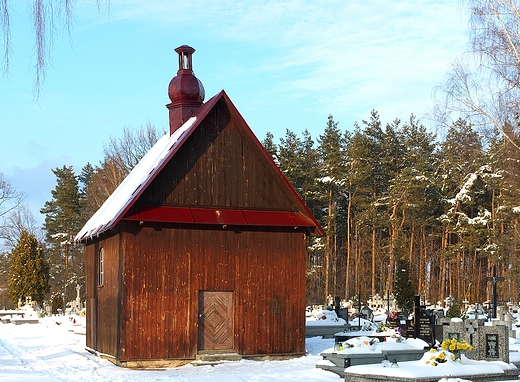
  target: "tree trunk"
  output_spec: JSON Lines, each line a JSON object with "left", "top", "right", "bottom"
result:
{"left": 387, "top": 203, "right": 399, "bottom": 295}
{"left": 419, "top": 225, "right": 426, "bottom": 298}
{"left": 345, "top": 190, "right": 352, "bottom": 299}
{"left": 324, "top": 186, "right": 333, "bottom": 304}
{"left": 409, "top": 224, "right": 414, "bottom": 282}
{"left": 440, "top": 226, "right": 448, "bottom": 299}
{"left": 354, "top": 224, "right": 360, "bottom": 298}
{"left": 372, "top": 228, "right": 376, "bottom": 297}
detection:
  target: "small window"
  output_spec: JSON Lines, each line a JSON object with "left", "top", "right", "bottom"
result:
{"left": 99, "top": 247, "right": 104, "bottom": 286}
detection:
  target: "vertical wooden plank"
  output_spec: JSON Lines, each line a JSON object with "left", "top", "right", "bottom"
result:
{"left": 117, "top": 225, "right": 307, "bottom": 360}
{"left": 137, "top": 99, "right": 303, "bottom": 212}
{"left": 89, "top": 96, "right": 314, "bottom": 363}
{"left": 90, "top": 232, "right": 120, "bottom": 357}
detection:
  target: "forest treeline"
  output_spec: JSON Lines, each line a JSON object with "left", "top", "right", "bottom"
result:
{"left": 263, "top": 112, "right": 520, "bottom": 306}
{"left": 3, "top": 110, "right": 518, "bottom": 311}
{"left": 1, "top": 0, "right": 520, "bottom": 311}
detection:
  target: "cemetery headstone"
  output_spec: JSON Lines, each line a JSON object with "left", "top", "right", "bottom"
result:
{"left": 442, "top": 318, "right": 477, "bottom": 359}
{"left": 416, "top": 309, "right": 435, "bottom": 346}
{"left": 491, "top": 306, "right": 516, "bottom": 338}
{"left": 478, "top": 325, "right": 509, "bottom": 363}
{"left": 442, "top": 317, "right": 510, "bottom": 363}
{"left": 405, "top": 320, "right": 414, "bottom": 339}
{"left": 360, "top": 306, "right": 373, "bottom": 321}
{"left": 386, "top": 318, "right": 398, "bottom": 330}
{"left": 334, "top": 296, "right": 341, "bottom": 316}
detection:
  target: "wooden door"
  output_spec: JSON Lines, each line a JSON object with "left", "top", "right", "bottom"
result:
{"left": 198, "top": 291, "right": 234, "bottom": 352}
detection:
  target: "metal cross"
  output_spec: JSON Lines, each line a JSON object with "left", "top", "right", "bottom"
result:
{"left": 485, "top": 264, "right": 505, "bottom": 319}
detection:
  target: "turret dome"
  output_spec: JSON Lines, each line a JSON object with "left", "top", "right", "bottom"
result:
{"left": 166, "top": 45, "right": 205, "bottom": 135}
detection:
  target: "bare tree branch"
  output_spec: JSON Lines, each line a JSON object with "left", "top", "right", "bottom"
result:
{"left": 0, "top": 0, "right": 10, "bottom": 74}
{"left": 32, "top": 0, "right": 51, "bottom": 97}
{"left": 1, "top": 1, "right": 109, "bottom": 98}
{"left": 434, "top": 0, "right": 520, "bottom": 150}
{"left": 0, "top": 173, "right": 25, "bottom": 252}
{"left": 0, "top": 204, "right": 42, "bottom": 253}
{"left": 83, "top": 123, "right": 164, "bottom": 212}
{"left": 0, "top": 173, "right": 24, "bottom": 219}
{"left": 103, "top": 122, "right": 163, "bottom": 176}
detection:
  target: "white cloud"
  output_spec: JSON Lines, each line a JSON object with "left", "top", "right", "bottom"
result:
{"left": 14, "top": 0, "right": 471, "bottom": 131}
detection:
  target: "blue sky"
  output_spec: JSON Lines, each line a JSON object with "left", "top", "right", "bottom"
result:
{"left": 0, "top": 0, "right": 468, "bottom": 223}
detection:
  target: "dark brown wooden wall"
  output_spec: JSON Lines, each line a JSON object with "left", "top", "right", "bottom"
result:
{"left": 119, "top": 222, "right": 306, "bottom": 361}
{"left": 138, "top": 99, "right": 298, "bottom": 211}
{"left": 84, "top": 97, "right": 313, "bottom": 362}
{"left": 85, "top": 242, "right": 95, "bottom": 350}
{"left": 85, "top": 232, "right": 121, "bottom": 357}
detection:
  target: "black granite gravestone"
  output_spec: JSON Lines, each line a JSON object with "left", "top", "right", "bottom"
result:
{"left": 416, "top": 309, "right": 435, "bottom": 346}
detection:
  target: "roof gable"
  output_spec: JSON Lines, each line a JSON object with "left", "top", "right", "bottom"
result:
{"left": 75, "top": 91, "right": 324, "bottom": 242}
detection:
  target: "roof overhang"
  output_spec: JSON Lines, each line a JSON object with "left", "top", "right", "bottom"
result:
{"left": 75, "top": 90, "right": 325, "bottom": 242}
{"left": 122, "top": 205, "right": 317, "bottom": 229}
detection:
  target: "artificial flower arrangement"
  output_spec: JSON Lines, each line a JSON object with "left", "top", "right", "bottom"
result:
{"left": 361, "top": 322, "right": 375, "bottom": 331}
{"left": 389, "top": 327, "right": 405, "bottom": 342}
{"left": 424, "top": 347, "right": 453, "bottom": 366}
{"left": 340, "top": 336, "right": 379, "bottom": 349}
{"left": 442, "top": 338, "right": 472, "bottom": 353}
{"left": 423, "top": 338, "right": 473, "bottom": 366}
{"left": 441, "top": 337, "right": 473, "bottom": 359}
{"left": 376, "top": 321, "right": 389, "bottom": 333}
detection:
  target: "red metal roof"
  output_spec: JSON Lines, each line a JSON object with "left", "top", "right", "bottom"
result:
{"left": 122, "top": 205, "right": 316, "bottom": 228}
{"left": 75, "top": 90, "right": 325, "bottom": 242}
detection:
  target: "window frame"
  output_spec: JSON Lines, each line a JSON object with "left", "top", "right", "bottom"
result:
{"left": 98, "top": 247, "right": 105, "bottom": 287}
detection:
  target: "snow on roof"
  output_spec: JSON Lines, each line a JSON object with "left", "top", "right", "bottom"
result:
{"left": 75, "top": 117, "right": 197, "bottom": 242}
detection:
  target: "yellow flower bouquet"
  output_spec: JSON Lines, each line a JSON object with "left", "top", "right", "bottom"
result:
{"left": 422, "top": 339, "right": 473, "bottom": 366}
{"left": 441, "top": 338, "right": 473, "bottom": 359}
{"left": 424, "top": 348, "right": 454, "bottom": 366}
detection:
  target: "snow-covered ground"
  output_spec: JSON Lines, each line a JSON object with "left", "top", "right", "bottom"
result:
{"left": 2, "top": 311, "right": 520, "bottom": 382}
{"left": 0, "top": 314, "right": 340, "bottom": 382}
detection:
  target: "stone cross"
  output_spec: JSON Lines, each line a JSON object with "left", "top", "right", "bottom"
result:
{"left": 75, "top": 284, "right": 81, "bottom": 307}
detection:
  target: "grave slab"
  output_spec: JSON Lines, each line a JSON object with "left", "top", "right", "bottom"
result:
{"left": 343, "top": 359, "right": 519, "bottom": 382}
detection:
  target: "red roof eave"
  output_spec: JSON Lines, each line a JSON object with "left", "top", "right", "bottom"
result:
{"left": 122, "top": 205, "right": 317, "bottom": 230}
{"left": 76, "top": 90, "right": 325, "bottom": 241}
{"left": 219, "top": 91, "right": 325, "bottom": 236}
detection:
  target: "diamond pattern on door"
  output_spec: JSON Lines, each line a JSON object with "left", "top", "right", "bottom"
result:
{"left": 198, "top": 291, "right": 234, "bottom": 351}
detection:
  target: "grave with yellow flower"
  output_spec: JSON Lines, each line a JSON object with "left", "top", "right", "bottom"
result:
{"left": 424, "top": 338, "right": 473, "bottom": 366}
{"left": 342, "top": 325, "right": 518, "bottom": 382}
{"left": 442, "top": 316, "right": 510, "bottom": 363}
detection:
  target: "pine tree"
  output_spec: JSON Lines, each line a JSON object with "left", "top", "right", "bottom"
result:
{"left": 41, "top": 166, "right": 83, "bottom": 266}
{"left": 345, "top": 127, "right": 373, "bottom": 299}
{"left": 40, "top": 165, "right": 84, "bottom": 302}
{"left": 347, "top": 110, "right": 389, "bottom": 298}
{"left": 438, "top": 120, "right": 488, "bottom": 302}
{"left": 262, "top": 132, "right": 279, "bottom": 165}
{"left": 317, "top": 115, "right": 347, "bottom": 303}
{"left": 386, "top": 116, "right": 442, "bottom": 301}
{"left": 7, "top": 230, "right": 49, "bottom": 306}
{"left": 78, "top": 163, "right": 97, "bottom": 221}
{"left": 276, "top": 128, "right": 324, "bottom": 303}
{"left": 486, "top": 129, "right": 520, "bottom": 302}
{"left": 279, "top": 129, "right": 306, "bottom": 193}
{"left": 394, "top": 256, "right": 414, "bottom": 315}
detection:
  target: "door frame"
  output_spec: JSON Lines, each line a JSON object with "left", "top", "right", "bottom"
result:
{"left": 197, "top": 290, "right": 235, "bottom": 353}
